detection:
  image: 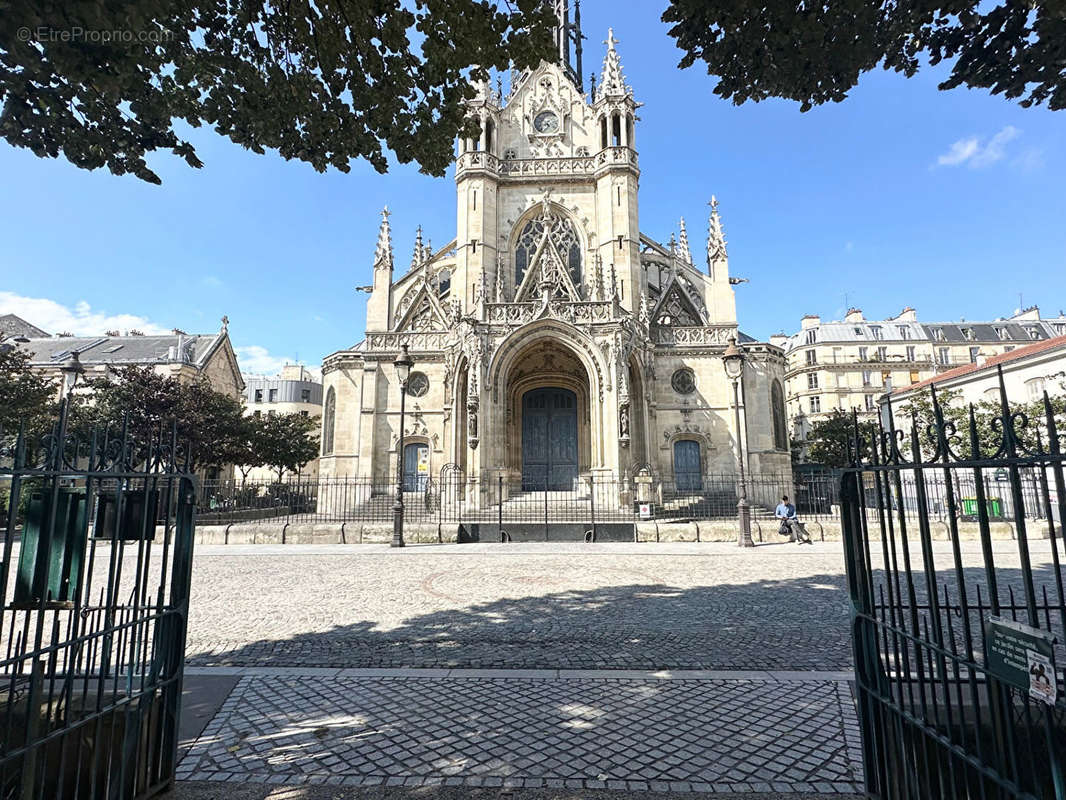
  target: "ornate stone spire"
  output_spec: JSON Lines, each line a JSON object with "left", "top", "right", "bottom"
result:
{"left": 678, "top": 217, "right": 693, "bottom": 265}
{"left": 410, "top": 225, "right": 424, "bottom": 271}
{"left": 374, "top": 207, "right": 393, "bottom": 271}
{"left": 495, "top": 253, "right": 506, "bottom": 303}
{"left": 595, "top": 28, "right": 629, "bottom": 101}
{"left": 707, "top": 196, "right": 727, "bottom": 266}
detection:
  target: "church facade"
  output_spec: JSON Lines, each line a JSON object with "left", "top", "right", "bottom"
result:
{"left": 319, "top": 20, "right": 791, "bottom": 498}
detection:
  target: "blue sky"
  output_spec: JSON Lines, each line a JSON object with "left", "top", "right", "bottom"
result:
{"left": 2, "top": 2, "right": 1063, "bottom": 375}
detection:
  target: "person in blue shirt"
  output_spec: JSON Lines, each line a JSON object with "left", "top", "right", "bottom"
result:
{"left": 775, "top": 495, "right": 811, "bottom": 544}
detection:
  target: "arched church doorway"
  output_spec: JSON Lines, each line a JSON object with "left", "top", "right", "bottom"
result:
{"left": 403, "top": 442, "right": 429, "bottom": 491}
{"left": 498, "top": 334, "right": 594, "bottom": 487}
{"left": 673, "top": 440, "right": 702, "bottom": 491}
{"left": 521, "top": 387, "right": 578, "bottom": 490}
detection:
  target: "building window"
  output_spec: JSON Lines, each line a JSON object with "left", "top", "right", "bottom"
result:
{"left": 805, "top": 329, "right": 817, "bottom": 344}
{"left": 322, "top": 387, "right": 336, "bottom": 455}
{"left": 1027, "top": 378, "right": 1047, "bottom": 400}
{"left": 910, "top": 370, "right": 920, "bottom": 384}
{"left": 898, "top": 326, "right": 910, "bottom": 340}
{"left": 832, "top": 347, "right": 842, "bottom": 363}
{"left": 514, "top": 212, "right": 582, "bottom": 287}
{"left": 436, "top": 269, "right": 452, "bottom": 298}
{"left": 862, "top": 370, "right": 872, "bottom": 387}
{"left": 876, "top": 346, "right": 888, "bottom": 361}
{"left": 865, "top": 395, "right": 876, "bottom": 411}
{"left": 672, "top": 368, "right": 697, "bottom": 395}
{"left": 934, "top": 328, "right": 945, "bottom": 341}
{"left": 969, "top": 347, "right": 980, "bottom": 364}
{"left": 254, "top": 389, "right": 263, "bottom": 403}
{"left": 805, "top": 349, "right": 817, "bottom": 365}
{"left": 1056, "top": 323, "right": 1065, "bottom": 336}
{"left": 300, "top": 388, "right": 312, "bottom": 402}
{"left": 858, "top": 346, "right": 868, "bottom": 361}
{"left": 407, "top": 372, "right": 430, "bottom": 397}
{"left": 870, "top": 325, "right": 883, "bottom": 340}
{"left": 1004, "top": 345, "right": 1014, "bottom": 352}
{"left": 807, "top": 373, "right": 819, "bottom": 390}
{"left": 269, "top": 388, "right": 278, "bottom": 402}
{"left": 995, "top": 327, "right": 1007, "bottom": 340}
{"left": 809, "top": 396, "right": 821, "bottom": 413}
{"left": 938, "top": 347, "right": 950, "bottom": 365}
{"left": 1026, "top": 326, "right": 1040, "bottom": 340}
{"left": 771, "top": 380, "right": 787, "bottom": 451}
{"left": 835, "top": 373, "right": 844, "bottom": 387}
{"left": 906, "top": 345, "right": 916, "bottom": 362}
{"left": 854, "top": 327, "right": 864, "bottom": 336}
{"left": 962, "top": 328, "right": 974, "bottom": 341}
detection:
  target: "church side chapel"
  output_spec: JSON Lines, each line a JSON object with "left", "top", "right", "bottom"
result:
{"left": 319, "top": 5, "right": 791, "bottom": 503}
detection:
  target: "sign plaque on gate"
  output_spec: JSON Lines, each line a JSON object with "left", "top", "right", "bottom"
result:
{"left": 985, "top": 616, "right": 1058, "bottom": 706}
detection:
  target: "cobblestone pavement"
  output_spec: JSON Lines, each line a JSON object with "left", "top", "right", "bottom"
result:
{"left": 184, "top": 542, "right": 856, "bottom": 670}
{"left": 177, "top": 671, "right": 864, "bottom": 795}
{"left": 182, "top": 541, "right": 1060, "bottom": 672}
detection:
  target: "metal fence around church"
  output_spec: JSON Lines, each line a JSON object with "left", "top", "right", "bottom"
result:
{"left": 193, "top": 466, "right": 1055, "bottom": 530}
{"left": 195, "top": 471, "right": 821, "bottom": 527}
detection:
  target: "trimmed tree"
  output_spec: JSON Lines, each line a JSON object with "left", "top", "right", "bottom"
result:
{"left": 0, "top": 344, "right": 56, "bottom": 433}
{"left": 663, "top": 1, "right": 1066, "bottom": 112}
{"left": 804, "top": 410, "right": 879, "bottom": 468}
{"left": 79, "top": 366, "right": 245, "bottom": 471}
{"left": 253, "top": 413, "right": 320, "bottom": 482}
{"left": 1, "top": 0, "right": 554, "bottom": 183}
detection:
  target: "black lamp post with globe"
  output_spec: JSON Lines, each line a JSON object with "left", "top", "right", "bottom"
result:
{"left": 391, "top": 344, "right": 414, "bottom": 548}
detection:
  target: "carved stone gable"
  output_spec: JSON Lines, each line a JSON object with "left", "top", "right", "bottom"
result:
{"left": 394, "top": 284, "right": 449, "bottom": 332}
{"left": 651, "top": 278, "right": 704, "bottom": 328}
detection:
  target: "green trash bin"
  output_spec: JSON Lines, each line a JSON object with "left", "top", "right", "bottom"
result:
{"left": 14, "top": 488, "right": 88, "bottom": 608}
{"left": 961, "top": 497, "right": 1003, "bottom": 517}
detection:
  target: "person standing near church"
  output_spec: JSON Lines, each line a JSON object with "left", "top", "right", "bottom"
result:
{"left": 775, "top": 495, "right": 811, "bottom": 544}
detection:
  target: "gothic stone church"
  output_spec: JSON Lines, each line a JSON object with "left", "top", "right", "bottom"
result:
{"left": 319, "top": 18, "right": 791, "bottom": 496}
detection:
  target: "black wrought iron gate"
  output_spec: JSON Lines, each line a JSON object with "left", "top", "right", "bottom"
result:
{"left": 841, "top": 374, "right": 1066, "bottom": 799}
{"left": 1, "top": 402, "right": 196, "bottom": 799}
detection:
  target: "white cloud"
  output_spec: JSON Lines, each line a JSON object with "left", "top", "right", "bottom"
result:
{"left": 234, "top": 345, "right": 320, "bottom": 379}
{"left": 200, "top": 275, "right": 224, "bottom": 288}
{"left": 0, "top": 291, "right": 170, "bottom": 336}
{"left": 937, "top": 137, "right": 980, "bottom": 167}
{"left": 935, "top": 126, "right": 1020, "bottom": 169}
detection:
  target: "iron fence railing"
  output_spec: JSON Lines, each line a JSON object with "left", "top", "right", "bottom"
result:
{"left": 841, "top": 369, "right": 1066, "bottom": 799}
{"left": 196, "top": 472, "right": 843, "bottom": 526}
{"left": 0, "top": 402, "right": 196, "bottom": 800}
{"left": 189, "top": 466, "right": 1059, "bottom": 530}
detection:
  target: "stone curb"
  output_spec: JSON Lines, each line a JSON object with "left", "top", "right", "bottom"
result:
{"left": 182, "top": 666, "right": 855, "bottom": 681}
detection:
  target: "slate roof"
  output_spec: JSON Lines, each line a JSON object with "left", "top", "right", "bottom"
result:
{"left": 0, "top": 314, "right": 49, "bottom": 339}
{"left": 20, "top": 332, "right": 224, "bottom": 369}
{"left": 920, "top": 322, "right": 1050, "bottom": 343}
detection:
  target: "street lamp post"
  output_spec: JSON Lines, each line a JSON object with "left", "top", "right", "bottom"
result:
{"left": 60, "top": 350, "right": 85, "bottom": 400}
{"left": 391, "top": 344, "right": 414, "bottom": 548}
{"left": 722, "top": 338, "right": 754, "bottom": 548}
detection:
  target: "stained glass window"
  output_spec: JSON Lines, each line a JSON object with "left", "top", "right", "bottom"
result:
{"left": 514, "top": 214, "right": 582, "bottom": 287}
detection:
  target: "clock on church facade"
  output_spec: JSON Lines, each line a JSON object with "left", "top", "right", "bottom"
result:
{"left": 318, "top": 9, "right": 790, "bottom": 508}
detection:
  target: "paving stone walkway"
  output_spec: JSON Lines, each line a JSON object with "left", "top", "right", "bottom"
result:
{"left": 184, "top": 543, "right": 855, "bottom": 671}
{"left": 172, "top": 541, "right": 1059, "bottom": 795}
{"left": 177, "top": 669, "right": 864, "bottom": 795}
